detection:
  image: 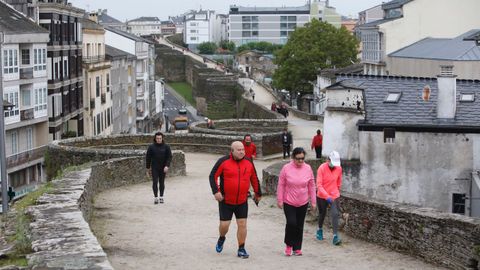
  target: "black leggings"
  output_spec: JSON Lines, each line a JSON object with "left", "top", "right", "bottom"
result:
{"left": 283, "top": 145, "right": 291, "bottom": 158}
{"left": 283, "top": 202, "right": 308, "bottom": 250}
{"left": 152, "top": 169, "right": 166, "bottom": 197}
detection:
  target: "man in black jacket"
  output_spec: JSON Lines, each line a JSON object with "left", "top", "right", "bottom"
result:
{"left": 146, "top": 132, "right": 172, "bottom": 204}
{"left": 281, "top": 128, "right": 293, "bottom": 159}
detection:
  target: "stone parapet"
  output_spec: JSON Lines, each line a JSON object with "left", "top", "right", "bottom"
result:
{"left": 262, "top": 159, "right": 480, "bottom": 270}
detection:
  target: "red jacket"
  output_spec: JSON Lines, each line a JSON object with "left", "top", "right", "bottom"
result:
{"left": 242, "top": 141, "right": 257, "bottom": 159}
{"left": 311, "top": 134, "right": 323, "bottom": 149}
{"left": 209, "top": 154, "right": 262, "bottom": 205}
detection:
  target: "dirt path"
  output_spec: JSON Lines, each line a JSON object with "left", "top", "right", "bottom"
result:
{"left": 91, "top": 153, "right": 446, "bottom": 270}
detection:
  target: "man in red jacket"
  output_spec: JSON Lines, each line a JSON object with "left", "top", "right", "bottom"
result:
{"left": 311, "top": 129, "right": 323, "bottom": 159}
{"left": 209, "top": 141, "right": 262, "bottom": 259}
{"left": 242, "top": 134, "right": 257, "bottom": 160}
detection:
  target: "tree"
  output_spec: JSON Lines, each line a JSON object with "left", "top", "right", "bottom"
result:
{"left": 219, "top": 40, "right": 236, "bottom": 52}
{"left": 236, "top": 42, "right": 283, "bottom": 54}
{"left": 197, "top": 42, "right": 218, "bottom": 54}
{"left": 272, "top": 19, "right": 359, "bottom": 94}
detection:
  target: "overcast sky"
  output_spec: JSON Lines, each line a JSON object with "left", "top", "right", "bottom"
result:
{"left": 69, "top": 0, "right": 384, "bottom": 21}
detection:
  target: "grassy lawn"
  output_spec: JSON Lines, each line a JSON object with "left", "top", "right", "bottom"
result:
{"left": 168, "top": 82, "right": 196, "bottom": 106}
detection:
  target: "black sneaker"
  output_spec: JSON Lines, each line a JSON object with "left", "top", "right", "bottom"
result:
{"left": 216, "top": 238, "right": 225, "bottom": 253}
{"left": 159, "top": 197, "right": 164, "bottom": 204}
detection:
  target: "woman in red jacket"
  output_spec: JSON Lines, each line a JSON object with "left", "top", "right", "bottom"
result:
{"left": 316, "top": 150, "right": 342, "bottom": 245}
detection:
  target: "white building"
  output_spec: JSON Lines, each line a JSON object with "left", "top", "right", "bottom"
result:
{"left": 183, "top": 10, "right": 219, "bottom": 50}
{"left": 127, "top": 16, "right": 162, "bottom": 37}
{"left": 104, "top": 26, "right": 162, "bottom": 133}
{"left": 358, "top": 0, "right": 480, "bottom": 75}
{"left": 228, "top": 1, "right": 341, "bottom": 46}
{"left": 0, "top": 1, "right": 49, "bottom": 196}
{"left": 322, "top": 67, "right": 480, "bottom": 217}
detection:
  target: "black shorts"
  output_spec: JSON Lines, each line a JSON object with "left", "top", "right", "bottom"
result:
{"left": 219, "top": 201, "right": 248, "bottom": 221}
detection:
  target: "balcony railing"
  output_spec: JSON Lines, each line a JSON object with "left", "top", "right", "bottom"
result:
{"left": 7, "top": 146, "right": 46, "bottom": 169}
{"left": 20, "top": 108, "right": 34, "bottom": 121}
{"left": 83, "top": 55, "right": 105, "bottom": 64}
{"left": 20, "top": 67, "right": 33, "bottom": 79}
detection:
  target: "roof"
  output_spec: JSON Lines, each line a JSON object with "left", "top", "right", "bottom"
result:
{"left": 229, "top": 4, "right": 310, "bottom": 15}
{"left": 105, "top": 45, "right": 136, "bottom": 60}
{"left": 389, "top": 30, "right": 480, "bottom": 61}
{"left": 320, "top": 64, "right": 363, "bottom": 78}
{"left": 357, "top": 17, "right": 397, "bottom": 28}
{"left": 128, "top": 16, "right": 160, "bottom": 23}
{"left": 0, "top": 2, "right": 49, "bottom": 35}
{"left": 382, "top": 0, "right": 413, "bottom": 10}
{"left": 104, "top": 26, "right": 153, "bottom": 44}
{"left": 98, "top": 12, "right": 123, "bottom": 24}
{"left": 81, "top": 17, "right": 104, "bottom": 31}
{"left": 334, "top": 74, "right": 480, "bottom": 130}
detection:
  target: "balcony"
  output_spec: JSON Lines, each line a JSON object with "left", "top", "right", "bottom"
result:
{"left": 83, "top": 55, "right": 105, "bottom": 64}
{"left": 6, "top": 146, "right": 46, "bottom": 170}
{"left": 20, "top": 108, "right": 34, "bottom": 121}
{"left": 20, "top": 67, "right": 33, "bottom": 80}
{"left": 101, "top": 93, "right": 106, "bottom": 104}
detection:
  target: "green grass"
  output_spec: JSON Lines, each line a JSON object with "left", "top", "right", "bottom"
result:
{"left": 0, "top": 256, "right": 28, "bottom": 267}
{"left": 168, "top": 82, "right": 196, "bottom": 106}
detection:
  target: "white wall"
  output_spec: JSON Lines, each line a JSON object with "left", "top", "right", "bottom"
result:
{"left": 352, "top": 131, "right": 477, "bottom": 213}
{"left": 105, "top": 30, "right": 136, "bottom": 55}
{"left": 323, "top": 110, "right": 363, "bottom": 160}
{"left": 382, "top": 0, "right": 480, "bottom": 54}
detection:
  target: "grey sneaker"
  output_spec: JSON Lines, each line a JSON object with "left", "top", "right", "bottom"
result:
{"left": 154, "top": 197, "right": 159, "bottom": 204}
{"left": 159, "top": 197, "right": 164, "bottom": 204}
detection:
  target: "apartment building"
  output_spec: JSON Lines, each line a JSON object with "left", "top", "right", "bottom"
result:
{"left": 0, "top": 2, "right": 49, "bottom": 194}
{"left": 183, "top": 10, "right": 219, "bottom": 50}
{"left": 82, "top": 18, "right": 113, "bottom": 137}
{"left": 358, "top": 0, "right": 480, "bottom": 75}
{"left": 228, "top": 1, "right": 341, "bottom": 46}
{"left": 103, "top": 26, "right": 161, "bottom": 133}
{"left": 160, "top": 20, "right": 176, "bottom": 35}
{"left": 105, "top": 45, "right": 137, "bottom": 134}
{"left": 127, "top": 17, "right": 162, "bottom": 37}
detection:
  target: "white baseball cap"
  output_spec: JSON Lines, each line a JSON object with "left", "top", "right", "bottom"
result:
{"left": 329, "top": 151, "right": 341, "bottom": 166}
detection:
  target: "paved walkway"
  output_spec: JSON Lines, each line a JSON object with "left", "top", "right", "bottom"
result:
{"left": 90, "top": 153, "right": 446, "bottom": 270}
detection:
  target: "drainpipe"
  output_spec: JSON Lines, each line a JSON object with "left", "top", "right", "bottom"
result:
{"left": 0, "top": 31, "right": 8, "bottom": 213}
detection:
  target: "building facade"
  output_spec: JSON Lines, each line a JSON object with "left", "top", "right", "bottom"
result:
{"left": 183, "top": 10, "right": 218, "bottom": 50}
{"left": 106, "top": 45, "right": 137, "bottom": 134}
{"left": 37, "top": 0, "right": 84, "bottom": 140}
{"left": 358, "top": 0, "right": 480, "bottom": 76}
{"left": 127, "top": 17, "right": 162, "bottom": 37}
{"left": 228, "top": 1, "right": 341, "bottom": 46}
{"left": 0, "top": 1, "right": 49, "bottom": 195}
{"left": 82, "top": 19, "right": 113, "bottom": 137}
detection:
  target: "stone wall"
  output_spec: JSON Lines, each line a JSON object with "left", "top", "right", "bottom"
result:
{"left": 189, "top": 119, "right": 288, "bottom": 157}
{"left": 155, "top": 45, "right": 186, "bottom": 82}
{"left": 262, "top": 159, "right": 480, "bottom": 270}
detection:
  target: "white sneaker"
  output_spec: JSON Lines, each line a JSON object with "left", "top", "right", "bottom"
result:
{"left": 159, "top": 197, "right": 164, "bottom": 204}
{"left": 154, "top": 197, "right": 159, "bottom": 204}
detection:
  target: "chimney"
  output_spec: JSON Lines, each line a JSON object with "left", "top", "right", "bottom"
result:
{"left": 89, "top": 12, "right": 98, "bottom": 23}
{"left": 436, "top": 65, "right": 457, "bottom": 119}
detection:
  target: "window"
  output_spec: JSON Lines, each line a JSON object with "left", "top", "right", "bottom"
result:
{"left": 34, "top": 87, "right": 47, "bottom": 112}
{"left": 11, "top": 131, "right": 18, "bottom": 155}
{"left": 33, "top": 48, "right": 46, "bottom": 71}
{"left": 96, "top": 76, "right": 100, "bottom": 97}
{"left": 21, "top": 49, "right": 30, "bottom": 65}
{"left": 106, "top": 74, "right": 110, "bottom": 92}
{"left": 190, "top": 37, "right": 197, "bottom": 41}
{"left": 384, "top": 92, "right": 402, "bottom": 103}
{"left": 26, "top": 128, "right": 33, "bottom": 150}
{"left": 383, "top": 128, "right": 395, "bottom": 143}
{"left": 4, "top": 91, "right": 19, "bottom": 117}
{"left": 460, "top": 94, "right": 475, "bottom": 102}
{"left": 190, "top": 29, "right": 196, "bottom": 33}
{"left": 452, "top": 193, "right": 465, "bottom": 214}
{"left": 3, "top": 49, "right": 19, "bottom": 74}
{"left": 22, "top": 90, "right": 31, "bottom": 107}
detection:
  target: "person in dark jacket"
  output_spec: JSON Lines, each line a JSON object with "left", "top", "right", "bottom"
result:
{"left": 146, "top": 132, "right": 172, "bottom": 204}
{"left": 281, "top": 128, "right": 293, "bottom": 159}
{"left": 209, "top": 141, "right": 262, "bottom": 259}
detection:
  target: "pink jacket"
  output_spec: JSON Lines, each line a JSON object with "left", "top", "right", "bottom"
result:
{"left": 277, "top": 161, "right": 316, "bottom": 207}
{"left": 316, "top": 162, "right": 342, "bottom": 200}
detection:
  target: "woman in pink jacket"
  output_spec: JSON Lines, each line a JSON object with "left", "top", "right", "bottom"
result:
{"left": 277, "top": 147, "right": 316, "bottom": 256}
{"left": 316, "top": 150, "right": 342, "bottom": 245}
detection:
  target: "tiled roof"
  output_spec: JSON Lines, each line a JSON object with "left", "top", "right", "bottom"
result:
{"left": 98, "top": 12, "right": 123, "bottom": 24}
{"left": 389, "top": 30, "right": 480, "bottom": 61}
{"left": 129, "top": 17, "right": 160, "bottom": 23}
{"left": 105, "top": 45, "right": 136, "bottom": 60}
{"left": 334, "top": 74, "right": 480, "bottom": 129}
{"left": 381, "top": 0, "right": 413, "bottom": 10}
{"left": 104, "top": 26, "right": 153, "bottom": 44}
{"left": 0, "top": 2, "right": 49, "bottom": 35}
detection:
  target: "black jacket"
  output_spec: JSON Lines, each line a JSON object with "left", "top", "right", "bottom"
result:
{"left": 146, "top": 142, "right": 172, "bottom": 170}
{"left": 281, "top": 132, "right": 292, "bottom": 146}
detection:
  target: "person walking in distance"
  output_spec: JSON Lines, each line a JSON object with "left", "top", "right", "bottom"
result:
{"left": 146, "top": 132, "right": 172, "bottom": 204}
{"left": 281, "top": 128, "right": 293, "bottom": 159}
{"left": 311, "top": 129, "right": 323, "bottom": 159}
{"left": 277, "top": 147, "right": 316, "bottom": 256}
{"left": 209, "top": 141, "right": 262, "bottom": 259}
{"left": 242, "top": 134, "right": 257, "bottom": 160}
{"left": 316, "top": 151, "right": 342, "bottom": 245}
